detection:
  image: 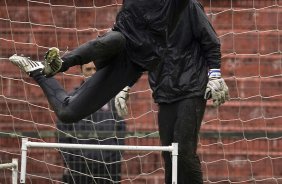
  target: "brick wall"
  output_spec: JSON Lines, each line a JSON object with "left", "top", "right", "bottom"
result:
{"left": 0, "top": 0, "right": 282, "bottom": 183}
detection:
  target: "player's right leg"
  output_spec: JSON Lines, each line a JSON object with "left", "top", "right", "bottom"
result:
{"left": 46, "top": 31, "right": 126, "bottom": 74}
{"left": 10, "top": 31, "right": 126, "bottom": 79}
{"left": 9, "top": 54, "right": 44, "bottom": 75}
{"left": 8, "top": 54, "right": 71, "bottom": 121}
{"left": 9, "top": 50, "right": 63, "bottom": 78}
{"left": 157, "top": 103, "right": 177, "bottom": 184}
{"left": 43, "top": 47, "right": 63, "bottom": 77}
{"left": 9, "top": 53, "right": 142, "bottom": 123}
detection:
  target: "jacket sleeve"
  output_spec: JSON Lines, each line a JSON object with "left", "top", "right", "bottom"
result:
{"left": 190, "top": 1, "right": 221, "bottom": 69}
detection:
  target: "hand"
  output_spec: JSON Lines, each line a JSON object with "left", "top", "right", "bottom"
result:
{"left": 204, "top": 69, "right": 230, "bottom": 107}
{"left": 115, "top": 86, "right": 130, "bottom": 117}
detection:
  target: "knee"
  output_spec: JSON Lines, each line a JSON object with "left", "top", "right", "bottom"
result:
{"left": 104, "top": 31, "right": 126, "bottom": 51}
{"left": 110, "top": 31, "right": 126, "bottom": 44}
{"left": 56, "top": 109, "right": 79, "bottom": 123}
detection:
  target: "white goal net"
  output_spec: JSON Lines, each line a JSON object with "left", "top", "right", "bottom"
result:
{"left": 0, "top": 0, "right": 281, "bottom": 184}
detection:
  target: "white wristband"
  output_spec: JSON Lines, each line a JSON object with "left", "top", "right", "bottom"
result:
{"left": 208, "top": 69, "right": 221, "bottom": 78}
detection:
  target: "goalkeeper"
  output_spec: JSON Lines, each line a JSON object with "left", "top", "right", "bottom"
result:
{"left": 114, "top": 0, "right": 230, "bottom": 183}
{"left": 8, "top": 0, "right": 189, "bottom": 123}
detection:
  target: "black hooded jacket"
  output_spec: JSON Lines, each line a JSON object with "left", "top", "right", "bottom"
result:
{"left": 148, "top": 0, "right": 221, "bottom": 103}
{"left": 113, "top": 0, "right": 189, "bottom": 71}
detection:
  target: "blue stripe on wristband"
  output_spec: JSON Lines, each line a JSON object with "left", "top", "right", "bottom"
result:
{"left": 208, "top": 69, "right": 221, "bottom": 78}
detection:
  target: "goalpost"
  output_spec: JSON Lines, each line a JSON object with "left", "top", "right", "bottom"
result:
{"left": 0, "top": 159, "right": 18, "bottom": 184}
{"left": 0, "top": 0, "right": 282, "bottom": 184}
{"left": 20, "top": 138, "right": 178, "bottom": 184}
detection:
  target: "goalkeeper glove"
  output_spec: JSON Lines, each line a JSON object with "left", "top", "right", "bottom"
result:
{"left": 43, "top": 47, "right": 63, "bottom": 77}
{"left": 204, "top": 69, "right": 230, "bottom": 107}
{"left": 115, "top": 86, "right": 130, "bottom": 117}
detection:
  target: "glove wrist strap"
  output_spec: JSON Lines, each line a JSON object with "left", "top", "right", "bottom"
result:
{"left": 208, "top": 69, "right": 221, "bottom": 78}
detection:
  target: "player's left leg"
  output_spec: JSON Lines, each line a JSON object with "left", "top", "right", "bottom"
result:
{"left": 158, "top": 102, "right": 177, "bottom": 184}
{"left": 175, "top": 97, "right": 206, "bottom": 184}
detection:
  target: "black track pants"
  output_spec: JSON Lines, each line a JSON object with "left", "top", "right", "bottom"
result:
{"left": 61, "top": 31, "right": 127, "bottom": 71}
{"left": 158, "top": 98, "right": 206, "bottom": 184}
{"left": 32, "top": 31, "right": 142, "bottom": 123}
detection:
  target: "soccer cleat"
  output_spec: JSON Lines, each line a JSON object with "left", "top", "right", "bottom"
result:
{"left": 9, "top": 54, "right": 44, "bottom": 75}
{"left": 43, "top": 47, "right": 63, "bottom": 77}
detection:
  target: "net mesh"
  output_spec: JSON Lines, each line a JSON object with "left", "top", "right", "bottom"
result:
{"left": 0, "top": 0, "right": 281, "bottom": 183}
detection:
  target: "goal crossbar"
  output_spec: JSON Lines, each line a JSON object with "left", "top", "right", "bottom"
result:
{"left": 20, "top": 138, "right": 178, "bottom": 184}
